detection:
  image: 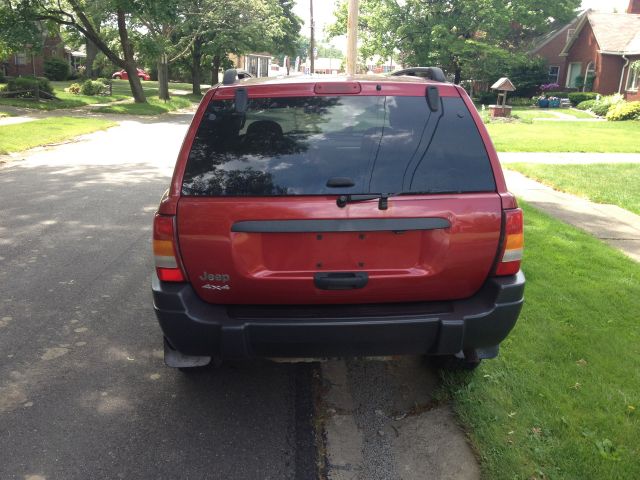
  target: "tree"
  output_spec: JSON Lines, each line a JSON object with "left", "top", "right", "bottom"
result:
{"left": 270, "top": 0, "right": 302, "bottom": 74}
{"left": 1, "top": 0, "right": 146, "bottom": 102}
{"left": 0, "top": 2, "right": 42, "bottom": 60}
{"left": 328, "top": 0, "right": 580, "bottom": 85}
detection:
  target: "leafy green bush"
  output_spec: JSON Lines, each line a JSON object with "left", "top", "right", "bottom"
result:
{"left": 606, "top": 101, "right": 640, "bottom": 121}
{"left": 6, "top": 76, "right": 54, "bottom": 98}
{"left": 591, "top": 94, "right": 624, "bottom": 117}
{"left": 67, "top": 83, "right": 82, "bottom": 94}
{"left": 576, "top": 99, "right": 596, "bottom": 110}
{"left": 568, "top": 92, "right": 598, "bottom": 106}
{"left": 474, "top": 91, "right": 497, "bottom": 105}
{"left": 43, "top": 58, "right": 70, "bottom": 81}
{"left": 508, "top": 97, "right": 535, "bottom": 107}
{"left": 96, "top": 77, "right": 111, "bottom": 85}
{"left": 80, "top": 79, "right": 108, "bottom": 96}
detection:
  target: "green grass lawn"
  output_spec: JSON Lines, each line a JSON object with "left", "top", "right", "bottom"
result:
{"left": 564, "top": 108, "right": 597, "bottom": 119}
{"left": 512, "top": 108, "right": 557, "bottom": 121}
{"left": 487, "top": 120, "right": 640, "bottom": 152}
{"left": 94, "top": 96, "right": 193, "bottom": 115}
{"left": 443, "top": 202, "right": 640, "bottom": 479}
{"left": 0, "top": 79, "right": 204, "bottom": 112}
{"left": 507, "top": 163, "right": 640, "bottom": 215}
{"left": 0, "top": 117, "right": 116, "bottom": 154}
{"left": 480, "top": 107, "right": 595, "bottom": 124}
{"left": 0, "top": 81, "right": 128, "bottom": 110}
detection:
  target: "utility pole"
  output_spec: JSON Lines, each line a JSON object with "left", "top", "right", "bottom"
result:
{"left": 309, "top": 0, "right": 315, "bottom": 75}
{"left": 346, "top": 0, "right": 359, "bottom": 75}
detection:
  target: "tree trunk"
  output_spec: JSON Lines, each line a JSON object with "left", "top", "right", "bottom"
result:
{"left": 157, "top": 55, "right": 170, "bottom": 101}
{"left": 191, "top": 37, "right": 202, "bottom": 96}
{"left": 211, "top": 54, "right": 221, "bottom": 85}
{"left": 85, "top": 38, "right": 98, "bottom": 78}
{"left": 454, "top": 65, "right": 462, "bottom": 85}
{"left": 117, "top": 8, "right": 145, "bottom": 103}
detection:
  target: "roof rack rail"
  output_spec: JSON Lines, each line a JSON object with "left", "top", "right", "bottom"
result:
{"left": 390, "top": 67, "right": 446, "bottom": 82}
{"left": 222, "top": 68, "right": 254, "bottom": 85}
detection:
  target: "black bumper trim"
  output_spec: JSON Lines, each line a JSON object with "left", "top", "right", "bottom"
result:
{"left": 152, "top": 271, "right": 525, "bottom": 359}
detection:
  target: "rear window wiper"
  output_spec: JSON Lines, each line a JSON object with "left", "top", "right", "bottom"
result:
{"left": 337, "top": 191, "right": 457, "bottom": 210}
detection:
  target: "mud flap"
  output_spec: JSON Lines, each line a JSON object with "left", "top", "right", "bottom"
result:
{"left": 164, "top": 337, "right": 211, "bottom": 368}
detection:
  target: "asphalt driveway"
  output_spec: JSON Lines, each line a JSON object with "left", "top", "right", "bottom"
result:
{"left": 0, "top": 112, "right": 478, "bottom": 480}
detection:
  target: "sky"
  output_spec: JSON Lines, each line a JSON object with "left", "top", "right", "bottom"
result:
{"left": 292, "top": 0, "right": 632, "bottom": 54}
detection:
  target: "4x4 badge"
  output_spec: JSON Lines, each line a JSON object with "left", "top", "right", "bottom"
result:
{"left": 202, "top": 284, "right": 230, "bottom": 291}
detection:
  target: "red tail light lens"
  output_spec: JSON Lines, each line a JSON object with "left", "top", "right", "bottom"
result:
{"left": 495, "top": 208, "right": 524, "bottom": 276}
{"left": 153, "top": 214, "right": 186, "bottom": 282}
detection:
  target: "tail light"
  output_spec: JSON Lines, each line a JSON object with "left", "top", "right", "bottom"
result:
{"left": 495, "top": 208, "right": 523, "bottom": 276}
{"left": 153, "top": 214, "right": 186, "bottom": 282}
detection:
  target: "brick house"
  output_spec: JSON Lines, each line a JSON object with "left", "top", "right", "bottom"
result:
{"left": 531, "top": 0, "right": 640, "bottom": 100}
{"left": 529, "top": 17, "right": 581, "bottom": 87}
{"left": 228, "top": 53, "right": 272, "bottom": 78}
{"left": 2, "top": 32, "right": 69, "bottom": 78}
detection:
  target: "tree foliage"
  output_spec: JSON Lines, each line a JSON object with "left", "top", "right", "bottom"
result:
{"left": 1, "top": 0, "right": 302, "bottom": 100}
{"left": 329, "top": 0, "right": 580, "bottom": 85}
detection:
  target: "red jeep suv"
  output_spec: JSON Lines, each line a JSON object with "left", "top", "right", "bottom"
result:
{"left": 152, "top": 68, "right": 525, "bottom": 370}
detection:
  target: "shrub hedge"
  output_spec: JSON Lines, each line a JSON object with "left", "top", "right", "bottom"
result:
{"left": 6, "top": 76, "right": 54, "bottom": 98}
{"left": 606, "top": 101, "right": 640, "bottom": 121}
{"left": 591, "top": 94, "right": 625, "bottom": 117}
{"left": 80, "top": 79, "right": 108, "bottom": 96}
{"left": 576, "top": 99, "right": 597, "bottom": 110}
{"left": 568, "top": 92, "right": 598, "bottom": 106}
{"left": 474, "top": 91, "right": 497, "bottom": 105}
{"left": 43, "top": 58, "right": 70, "bottom": 81}
{"left": 67, "top": 83, "right": 82, "bottom": 94}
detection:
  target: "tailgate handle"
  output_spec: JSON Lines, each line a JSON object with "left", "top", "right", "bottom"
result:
{"left": 314, "top": 272, "right": 368, "bottom": 290}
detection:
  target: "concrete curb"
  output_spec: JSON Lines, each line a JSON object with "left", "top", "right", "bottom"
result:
{"left": 504, "top": 169, "right": 640, "bottom": 262}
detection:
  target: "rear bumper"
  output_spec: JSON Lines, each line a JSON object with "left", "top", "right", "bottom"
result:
{"left": 152, "top": 271, "right": 525, "bottom": 360}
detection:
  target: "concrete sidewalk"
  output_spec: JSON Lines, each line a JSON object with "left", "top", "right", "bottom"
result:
{"left": 500, "top": 152, "right": 640, "bottom": 164}
{"left": 504, "top": 169, "right": 640, "bottom": 262}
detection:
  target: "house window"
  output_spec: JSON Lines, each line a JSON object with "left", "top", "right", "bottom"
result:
{"left": 628, "top": 67, "right": 639, "bottom": 91}
{"left": 259, "top": 57, "right": 269, "bottom": 77}
{"left": 548, "top": 66, "right": 560, "bottom": 84}
{"left": 15, "top": 52, "right": 27, "bottom": 65}
{"left": 567, "top": 29, "right": 576, "bottom": 42}
{"left": 566, "top": 62, "right": 582, "bottom": 88}
{"left": 584, "top": 62, "right": 596, "bottom": 91}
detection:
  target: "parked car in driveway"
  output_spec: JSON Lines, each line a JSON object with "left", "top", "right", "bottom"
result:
{"left": 112, "top": 68, "right": 150, "bottom": 80}
{"left": 151, "top": 67, "right": 525, "bottom": 371}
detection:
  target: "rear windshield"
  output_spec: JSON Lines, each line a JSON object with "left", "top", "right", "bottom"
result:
{"left": 182, "top": 94, "right": 495, "bottom": 196}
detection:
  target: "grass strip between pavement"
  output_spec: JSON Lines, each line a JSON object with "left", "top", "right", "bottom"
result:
{"left": 441, "top": 202, "right": 640, "bottom": 479}
{"left": 0, "top": 117, "right": 116, "bottom": 154}
{"left": 95, "top": 96, "right": 192, "bottom": 115}
{"left": 486, "top": 120, "right": 640, "bottom": 153}
{"left": 507, "top": 163, "right": 640, "bottom": 216}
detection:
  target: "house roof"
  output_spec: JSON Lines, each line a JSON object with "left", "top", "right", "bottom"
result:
{"left": 491, "top": 77, "right": 516, "bottom": 91}
{"left": 561, "top": 11, "right": 640, "bottom": 55}
{"left": 529, "top": 15, "right": 581, "bottom": 54}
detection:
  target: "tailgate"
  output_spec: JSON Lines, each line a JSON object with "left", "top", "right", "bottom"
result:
{"left": 177, "top": 194, "right": 501, "bottom": 304}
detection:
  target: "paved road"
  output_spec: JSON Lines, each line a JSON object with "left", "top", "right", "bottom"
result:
{"left": 0, "top": 114, "right": 317, "bottom": 480}
{"left": 0, "top": 112, "right": 479, "bottom": 480}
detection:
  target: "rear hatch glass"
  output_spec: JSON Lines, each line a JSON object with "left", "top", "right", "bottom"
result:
{"left": 182, "top": 95, "right": 495, "bottom": 196}
{"left": 177, "top": 91, "right": 501, "bottom": 305}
